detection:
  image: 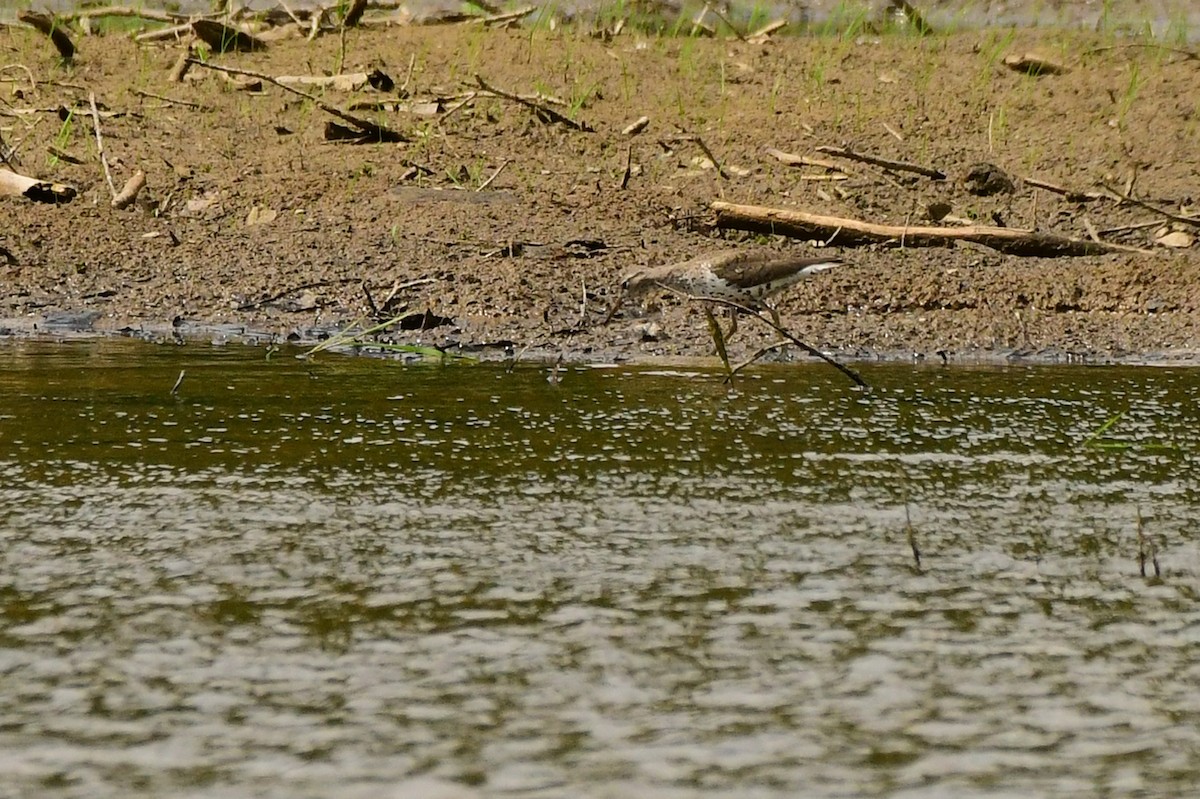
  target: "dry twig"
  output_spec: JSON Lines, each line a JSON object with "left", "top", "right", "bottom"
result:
{"left": 816, "top": 144, "right": 946, "bottom": 179}
{"left": 1021, "top": 175, "right": 1104, "bottom": 202}
{"left": 665, "top": 133, "right": 728, "bottom": 179}
{"left": 474, "top": 75, "right": 592, "bottom": 132}
{"left": 1099, "top": 182, "right": 1200, "bottom": 229}
{"left": 185, "top": 59, "right": 407, "bottom": 142}
{"left": 88, "top": 92, "right": 117, "bottom": 200}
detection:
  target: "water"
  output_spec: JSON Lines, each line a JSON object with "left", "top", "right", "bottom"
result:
{"left": 1, "top": 339, "right": 1198, "bottom": 798}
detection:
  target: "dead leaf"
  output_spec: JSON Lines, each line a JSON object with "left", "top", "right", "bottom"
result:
{"left": 246, "top": 205, "right": 278, "bottom": 226}
{"left": 1155, "top": 228, "right": 1194, "bottom": 248}
{"left": 1003, "top": 53, "right": 1068, "bottom": 76}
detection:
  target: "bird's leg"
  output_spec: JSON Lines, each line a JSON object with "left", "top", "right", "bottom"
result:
{"left": 600, "top": 286, "right": 626, "bottom": 325}
{"left": 723, "top": 306, "right": 739, "bottom": 342}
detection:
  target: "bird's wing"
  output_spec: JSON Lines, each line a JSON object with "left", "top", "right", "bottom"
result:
{"left": 710, "top": 252, "right": 842, "bottom": 289}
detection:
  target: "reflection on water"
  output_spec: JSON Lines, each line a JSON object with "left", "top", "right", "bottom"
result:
{"left": 1, "top": 340, "right": 1198, "bottom": 798}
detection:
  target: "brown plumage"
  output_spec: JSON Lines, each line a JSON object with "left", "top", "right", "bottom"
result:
{"left": 611, "top": 249, "right": 844, "bottom": 340}
{"left": 620, "top": 249, "right": 843, "bottom": 309}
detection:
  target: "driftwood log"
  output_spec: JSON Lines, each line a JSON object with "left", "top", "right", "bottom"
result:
{"left": 18, "top": 11, "right": 76, "bottom": 60}
{"left": 0, "top": 169, "right": 76, "bottom": 203}
{"left": 710, "top": 201, "right": 1147, "bottom": 257}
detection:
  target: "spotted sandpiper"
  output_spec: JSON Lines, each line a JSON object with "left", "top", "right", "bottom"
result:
{"left": 617, "top": 249, "right": 843, "bottom": 334}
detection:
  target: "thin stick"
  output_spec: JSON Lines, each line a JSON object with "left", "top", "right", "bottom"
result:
{"left": 729, "top": 340, "right": 789, "bottom": 377}
{"left": 0, "top": 63, "right": 37, "bottom": 95}
{"left": 275, "top": 0, "right": 304, "bottom": 26}
{"left": 88, "top": 92, "right": 117, "bottom": 200}
{"left": 400, "top": 52, "right": 416, "bottom": 95}
{"left": 1021, "top": 175, "right": 1104, "bottom": 202}
{"left": 764, "top": 148, "right": 848, "bottom": 173}
{"left": 68, "top": 5, "right": 193, "bottom": 24}
{"left": 748, "top": 19, "right": 787, "bottom": 39}
{"left": 815, "top": 144, "right": 946, "bottom": 180}
{"left": 475, "top": 74, "right": 592, "bottom": 132}
{"left": 904, "top": 505, "right": 921, "bottom": 569}
{"left": 476, "top": 159, "right": 509, "bottom": 191}
{"left": 1083, "top": 43, "right": 1199, "bottom": 61}
{"left": 472, "top": 5, "right": 537, "bottom": 26}
{"left": 185, "top": 58, "right": 406, "bottom": 141}
{"left": 1097, "top": 219, "right": 1161, "bottom": 236}
{"left": 1099, "top": 182, "right": 1200, "bottom": 228}
{"left": 130, "top": 88, "right": 209, "bottom": 110}
{"left": 665, "top": 133, "right": 728, "bottom": 179}
{"left": 697, "top": 296, "right": 869, "bottom": 388}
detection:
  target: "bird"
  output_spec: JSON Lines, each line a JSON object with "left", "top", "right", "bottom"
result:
{"left": 616, "top": 249, "right": 843, "bottom": 336}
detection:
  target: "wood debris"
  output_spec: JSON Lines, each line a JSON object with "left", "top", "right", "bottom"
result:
{"left": 18, "top": 11, "right": 75, "bottom": 61}
{"left": 710, "top": 201, "right": 1149, "bottom": 257}
{"left": 0, "top": 168, "right": 76, "bottom": 202}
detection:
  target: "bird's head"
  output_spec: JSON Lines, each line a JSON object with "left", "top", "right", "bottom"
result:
{"left": 619, "top": 268, "right": 652, "bottom": 297}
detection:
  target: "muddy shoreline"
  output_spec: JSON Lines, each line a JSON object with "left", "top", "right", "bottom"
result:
{"left": 2, "top": 21, "right": 1198, "bottom": 366}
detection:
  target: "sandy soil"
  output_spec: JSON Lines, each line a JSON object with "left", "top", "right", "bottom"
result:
{"left": 2, "top": 19, "right": 1198, "bottom": 364}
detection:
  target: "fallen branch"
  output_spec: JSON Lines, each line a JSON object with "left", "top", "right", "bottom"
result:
{"left": 276, "top": 73, "right": 371, "bottom": 91}
{"left": 765, "top": 147, "right": 847, "bottom": 172}
{"left": 185, "top": 59, "right": 407, "bottom": 142}
{"left": 0, "top": 168, "right": 76, "bottom": 202}
{"left": 475, "top": 75, "right": 592, "bottom": 132}
{"left": 476, "top": 159, "right": 509, "bottom": 191}
{"left": 131, "top": 87, "right": 209, "bottom": 110}
{"left": 470, "top": 5, "right": 537, "bottom": 26}
{"left": 710, "top": 201, "right": 1150, "bottom": 257}
{"left": 69, "top": 5, "right": 191, "bottom": 25}
{"left": 815, "top": 144, "right": 946, "bottom": 180}
{"left": 18, "top": 11, "right": 75, "bottom": 61}
{"left": 747, "top": 19, "right": 787, "bottom": 40}
{"left": 135, "top": 22, "right": 192, "bottom": 43}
